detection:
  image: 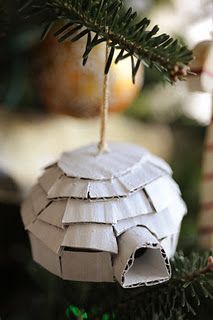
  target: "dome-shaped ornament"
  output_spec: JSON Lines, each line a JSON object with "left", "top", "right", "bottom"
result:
{"left": 21, "top": 143, "right": 186, "bottom": 288}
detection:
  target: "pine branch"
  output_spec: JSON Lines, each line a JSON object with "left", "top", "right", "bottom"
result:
{"left": 19, "top": 0, "right": 193, "bottom": 83}
{"left": 112, "top": 251, "right": 213, "bottom": 319}
{"left": 65, "top": 251, "right": 213, "bottom": 320}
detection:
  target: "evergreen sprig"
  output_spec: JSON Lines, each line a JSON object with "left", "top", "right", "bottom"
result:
{"left": 114, "top": 251, "right": 213, "bottom": 319}
{"left": 65, "top": 251, "right": 213, "bottom": 320}
{"left": 19, "top": 0, "right": 193, "bottom": 83}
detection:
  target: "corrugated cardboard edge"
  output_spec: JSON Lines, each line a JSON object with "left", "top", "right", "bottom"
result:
{"left": 113, "top": 226, "right": 171, "bottom": 288}
{"left": 160, "top": 233, "right": 180, "bottom": 259}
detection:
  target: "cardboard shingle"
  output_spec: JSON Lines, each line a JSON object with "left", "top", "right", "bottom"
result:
{"left": 63, "top": 191, "right": 153, "bottom": 225}
{"left": 61, "top": 250, "right": 114, "bottom": 282}
{"left": 29, "top": 233, "right": 62, "bottom": 277}
{"left": 39, "top": 165, "right": 63, "bottom": 193}
{"left": 62, "top": 223, "right": 118, "bottom": 254}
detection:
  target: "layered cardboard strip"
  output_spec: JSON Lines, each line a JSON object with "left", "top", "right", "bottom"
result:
{"left": 29, "top": 233, "right": 62, "bottom": 277}
{"left": 62, "top": 223, "right": 118, "bottom": 254}
{"left": 63, "top": 191, "right": 154, "bottom": 225}
{"left": 160, "top": 233, "right": 180, "bottom": 259}
{"left": 29, "top": 233, "right": 115, "bottom": 282}
{"left": 38, "top": 165, "right": 63, "bottom": 193}
{"left": 144, "top": 175, "right": 181, "bottom": 212}
{"left": 38, "top": 200, "right": 66, "bottom": 228}
{"left": 88, "top": 179, "right": 129, "bottom": 198}
{"left": 31, "top": 184, "right": 52, "bottom": 215}
{"left": 147, "top": 154, "right": 172, "bottom": 175}
{"left": 58, "top": 143, "right": 148, "bottom": 180}
{"left": 38, "top": 189, "right": 154, "bottom": 228}
{"left": 46, "top": 163, "right": 170, "bottom": 199}
{"left": 28, "top": 220, "right": 65, "bottom": 253}
{"left": 21, "top": 197, "right": 36, "bottom": 229}
{"left": 113, "top": 227, "right": 171, "bottom": 288}
{"left": 61, "top": 250, "right": 114, "bottom": 282}
{"left": 113, "top": 197, "right": 186, "bottom": 238}
{"left": 117, "top": 162, "right": 167, "bottom": 194}
{"left": 63, "top": 198, "right": 117, "bottom": 224}
{"left": 28, "top": 219, "right": 118, "bottom": 254}
{"left": 48, "top": 175, "right": 90, "bottom": 199}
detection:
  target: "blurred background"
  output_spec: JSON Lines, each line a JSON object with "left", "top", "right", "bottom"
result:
{"left": 0, "top": 0, "right": 212, "bottom": 319}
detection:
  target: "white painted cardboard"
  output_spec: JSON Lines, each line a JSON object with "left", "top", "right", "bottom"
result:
{"left": 62, "top": 223, "right": 118, "bottom": 254}
{"left": 113, "top": 196, "right": 186, "bottom": 238}
{"left": 28, "top": 220, "right": 65, "bottom": 253}
{"left": 29, "top": 233, "right": 62, "bottom": 277}
{"left": 21, "top": 142, "right": 186, "bottom": 287}
{"left": 144, "top": 175, "right": 181, "bottom": 212}
{"left": 61, "top": 250, "right": 114, "bottom": 282}
{"left": 31, "top": 184, "right": 52, "bottom": 215}
{"left": 113, "top": 226, "right": 171, "bottom": 288}
{"left": 38, "top": 165, "right": 63, "bottom": 193}
{"left": 38, "top": 200, "right": 66, "bottom": 229}
{"left": 88, "top": 179, "right": 129, "bottom": 198}
{"left": 117, "top": 162, "right": 166, "bottom": 193}
{"left": 48, "top": 175, "right": 89, "bottom": 199}
{"left": 21, "top": 197, "right": 36, "bottom": 229}
{"left": 58, "top": 143, "right": 148, "bottom": 180}
{"left": 47, "top": 153, "right": 175, "bottom": 201}
{"left": 147, "top": 154, "right": 172, "bottom": 175}
{"left": 160, "top": 233, "right": 180, "bottom": 259}
{"left": 63, "top": 198, "right": 117, "bottom": 224}
{"left": 63, "top": 191, "right": 153, "bottom": 225}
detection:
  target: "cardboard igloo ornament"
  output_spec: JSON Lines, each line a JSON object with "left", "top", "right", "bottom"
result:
{"left": 21, "top": 142, "right": 187, "bottom": 288}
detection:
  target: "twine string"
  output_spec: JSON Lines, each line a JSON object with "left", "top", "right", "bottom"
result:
{"left": 98, "top": 37, "right": 110, "bottom": 154}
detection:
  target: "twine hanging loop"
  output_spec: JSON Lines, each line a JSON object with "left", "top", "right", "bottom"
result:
{"left": 98, "top": 35, "right": 110, "bottom": 154}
